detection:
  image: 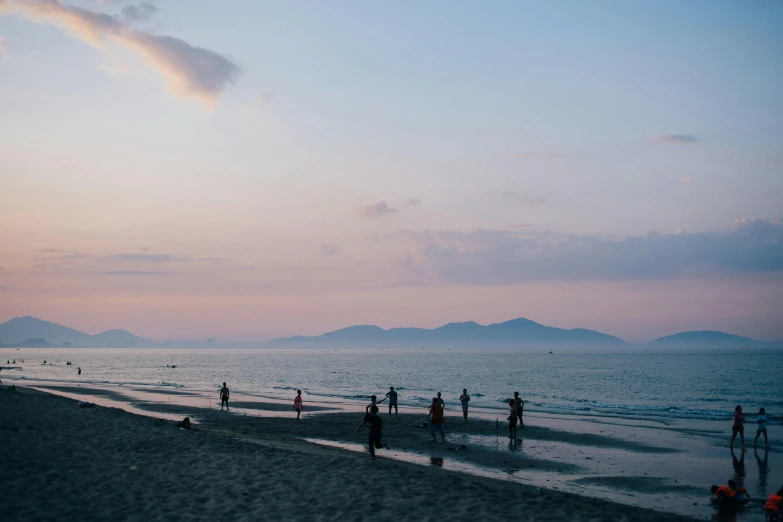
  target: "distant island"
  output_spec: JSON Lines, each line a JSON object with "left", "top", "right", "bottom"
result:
{"left": 0, "top": 315, "right": 778, "bottom": 349}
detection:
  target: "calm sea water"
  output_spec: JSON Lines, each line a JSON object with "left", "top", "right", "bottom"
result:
{"left": 2, "top": 346, "right": 781, "bottom": 426}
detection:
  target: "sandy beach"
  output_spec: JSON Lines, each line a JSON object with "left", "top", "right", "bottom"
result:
{"left": 0, "top": 386, "right": 704, "bottom": 522}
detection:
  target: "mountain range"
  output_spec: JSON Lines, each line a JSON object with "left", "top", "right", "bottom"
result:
{"left": 0, "top": 316, "right": 778, "bottom": 349}
{"left": 0, "top": 316, "right": 154, "bottom": 348}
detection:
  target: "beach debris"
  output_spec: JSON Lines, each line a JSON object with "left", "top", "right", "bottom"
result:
{"left": 129, "top": 465, "right": 138, "bottom": 472}
{"left": 78, "top": 402, "right": 94, "bottom": 408}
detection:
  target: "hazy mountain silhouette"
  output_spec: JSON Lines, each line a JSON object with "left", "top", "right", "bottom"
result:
{"left": 269, "top": 318, "right": 627, "bottom": 346}
{"left": 650, "top": 330, "right": 775, "bottom": 348}
{"left": 0, "top": 316, "right": 153, "bottom": 347}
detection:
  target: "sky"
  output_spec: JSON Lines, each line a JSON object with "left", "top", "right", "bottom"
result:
{"left": 1, "top": 0, "right": 782, "bottom": 343}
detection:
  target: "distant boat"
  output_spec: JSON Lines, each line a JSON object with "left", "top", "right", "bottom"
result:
{"left": 548, "top": 351, "right": 553, "bottom": 354}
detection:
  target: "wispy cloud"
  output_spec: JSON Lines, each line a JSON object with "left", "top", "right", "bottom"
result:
{"left": 108, "top": 253, "right": 189, "bottom": 263}
{"left": 652, "top": 134, "right": 699, "bottom": 144}
{"left": 405, "top": 198, "right": 422, "bottom": 207}
{"left": 361, "top": 201, "right": 398, "bottom": 218}
{"left": 495, "top": 190, "right": 547, "bottom": 207}
{"left": 394, "top": 218, "right": 783, "bottom": 285}
{"left": 248, "top": 90, "right": 274, "bottom": 110}
{"left": 0, "top": 0, "right": 241, "bottom": 104}
{"left": 97, "top": 270, "right": 179, "bottom": 276}
{"left": 508, "top": 151, "right": 571, "bottom": 160}
{"left": 319, "top": 243, "right": 339, "bottom": 256}
{"left": 121, "top": 2, "right": 156, "bottom": 23}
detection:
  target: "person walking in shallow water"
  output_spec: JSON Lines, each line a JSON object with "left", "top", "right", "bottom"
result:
{"left": 730, "top": 405, "right": 745, "bottom": 449}
{"left": 294, "top": 390, "right": 303, "bottom": 420}
{"left": 220, "top": 382, "right": 230, "bottom": 411}
{"left": 459, "top": 389, "right": 470, "bottom": 421}
{"left": 428, "top": 397, "right": 446, "bottom": 442}
{"left": 754, "top": 407, "right": 769, "bottom": 449}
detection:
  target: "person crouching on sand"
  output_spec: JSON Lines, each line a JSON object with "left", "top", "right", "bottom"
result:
{"left": 459, "top": 389, "right": 470, "bottom": 421}
{"left": 367, "top": 405, "right": 389, "bottom": 460}
{"left": 220, "top": 382, "right": 230, "bottom": 411}
{"left": 764, "top": 488, "right": 782, "bottom": 519}
{"left": 428, "top": 397, "right": 446, "bottom": 442}
{"left": 731, "top": 405, "right": 745, "bottom": 449}
{"left": 295, "top": 390, "right": 303, "bottom": 420}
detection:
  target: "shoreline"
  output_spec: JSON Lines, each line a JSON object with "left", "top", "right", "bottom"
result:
{"left": 2, "top": 386, "right": 709, "bottom": 521}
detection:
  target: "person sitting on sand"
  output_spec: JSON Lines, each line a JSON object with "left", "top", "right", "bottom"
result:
{"left": 178, "top": 417, "right": 192, "bottom": 430}
{"left": 459, "top": 389, "right": 470, "bottom": 421}
{"left": 755, "top": 407, "right": 770, "bottom": 449}
{"left": 220, "top": 382, "right": 230, "bottom": 411}
{"left": 513, "top": 392, "right": 525, "bottom": 428}
{"left": 367, "top": 405, "right": 389, "bottom": 460}
{"left": 508, "top": 399, "right": 518, "bottom": 441}
{"left": 428, "top": 397, "right": 446, "bottom": 442}
{"left": 764, "top": 488, "right": 782, "bottom": 520}
{"left": 730, "top": 405, "right": 745, "bottom": 449}
{"left": 385, "top": 386, "right": 398, "bottom": 418}
{"left": 295, "top": 390, "right": 303, "bottom": 420}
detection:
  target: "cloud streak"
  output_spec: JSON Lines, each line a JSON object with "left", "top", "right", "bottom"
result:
{"left": 394, "top": 218, "right": 783, "bottom": 285}
{"left": 319, "top": 243, "right": 339, "bottom": 256}
{"left": 496, "top": 190, "right": 547, "bottom": 207}
{"left": 652, "top": 134, "right": 699, "bottom": 144}
{"left": 121, "top": 2, "right": 156, "bottom": 23}
{"left": 361, "top": 201, "right": 398, "bottom": 218}
{"left": 0, "top": 0, "right": 240, "bottom": 104}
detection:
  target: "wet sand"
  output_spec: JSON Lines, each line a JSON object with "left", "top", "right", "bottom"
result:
{"left": 0, "top": 387, "right": 699, "bottom": 522}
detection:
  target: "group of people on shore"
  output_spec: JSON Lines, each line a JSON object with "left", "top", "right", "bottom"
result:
{"left": 730, "top": 405, "right": 771, "bottom": 449}
{"left": 710, "top": 479, "right": 783, "bottom": 519}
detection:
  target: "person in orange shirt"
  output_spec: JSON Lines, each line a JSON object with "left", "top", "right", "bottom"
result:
{"left": 428, "top": 397, "right": 446, "bottom": 442}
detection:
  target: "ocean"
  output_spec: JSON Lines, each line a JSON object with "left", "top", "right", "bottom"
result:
{"left": 2, "top": 346, "right": 780, "bottom": 426}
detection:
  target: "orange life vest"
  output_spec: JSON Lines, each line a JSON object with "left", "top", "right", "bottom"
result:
{"left": 715, "top": 485, "right": 736, "bottom": 499}
{"left": 765, "top": 494, "right": 782, "bottom": 511}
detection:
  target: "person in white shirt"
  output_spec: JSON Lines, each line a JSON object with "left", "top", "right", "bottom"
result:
{"left": 754, "top": 407, "right": 769, "bottom": 449}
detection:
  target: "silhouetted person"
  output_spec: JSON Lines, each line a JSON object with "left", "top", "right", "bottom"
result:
{"left": 357, "top": 395, "right": 386, "bottom": 431}
{"left": 220, "top": 382, "right": 230, "bottom": 410}
{"left": 428, "top": 397, "right": 446, "bottom": 442}
{"left": 727, "top": 479, "right": 750, "bottom": 500}
{"left": 731, "top": 405, "right": 745, "bottom": 449}
{"left": 513, "top": 391, "right": 525, "bottom": 428}
{"left": 459, "top": 389, "right": 470, "bottom": 421}
{"left": 295, "top": 389, "right": 303, "bottom": 419}
{"left": 385, "top": 386, "right": 398, "bottom": 417}
{"left": 508, "top": 399, "right": 518, "bottom": 440}
{"left": 437, "top": 391, "right": 445, "bottom": 409}
{"left": 77, "top": 367, "right": 81, "bottom": 376}
{"left": 367, "top": 405, "right": 388, "bottom": 459}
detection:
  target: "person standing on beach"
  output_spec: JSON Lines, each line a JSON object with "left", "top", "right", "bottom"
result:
{"left": 220, "top": 382, "right": 230, "bottom": 411}
{"left": 754, "top": 407, "right": 769, "bottom": 449}
{"left": 437, "top": 391, "right": 445, "bottom": 409}
{"left": 367, "top": 405, "right": 389, "bottom": 460}
{"left": 508, "top": 400, "right": 518, "bottom": 440}
{"left": 77, "top": 367, "right": 81, "bottom": 376}
{"left": 295, "top": 390, "right": 303, "bottom": 420}
{"left": 385, "top": 387, "right": 398, "bottom": 418}
{"left": 731, "top": 405, "right": 745, "bottom": 449}
{"left": 513, "top": 392, "right": 525, "bottom": 428}
{"left": 459, "top": 389, "right": 470, "bottom": 421}
{"left": 428, "top": 397, "right": 446, "bottom": 442}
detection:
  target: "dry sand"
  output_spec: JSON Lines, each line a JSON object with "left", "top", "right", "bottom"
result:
{"left": 0, "top": 387, "right": 699, "bottom": 522}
